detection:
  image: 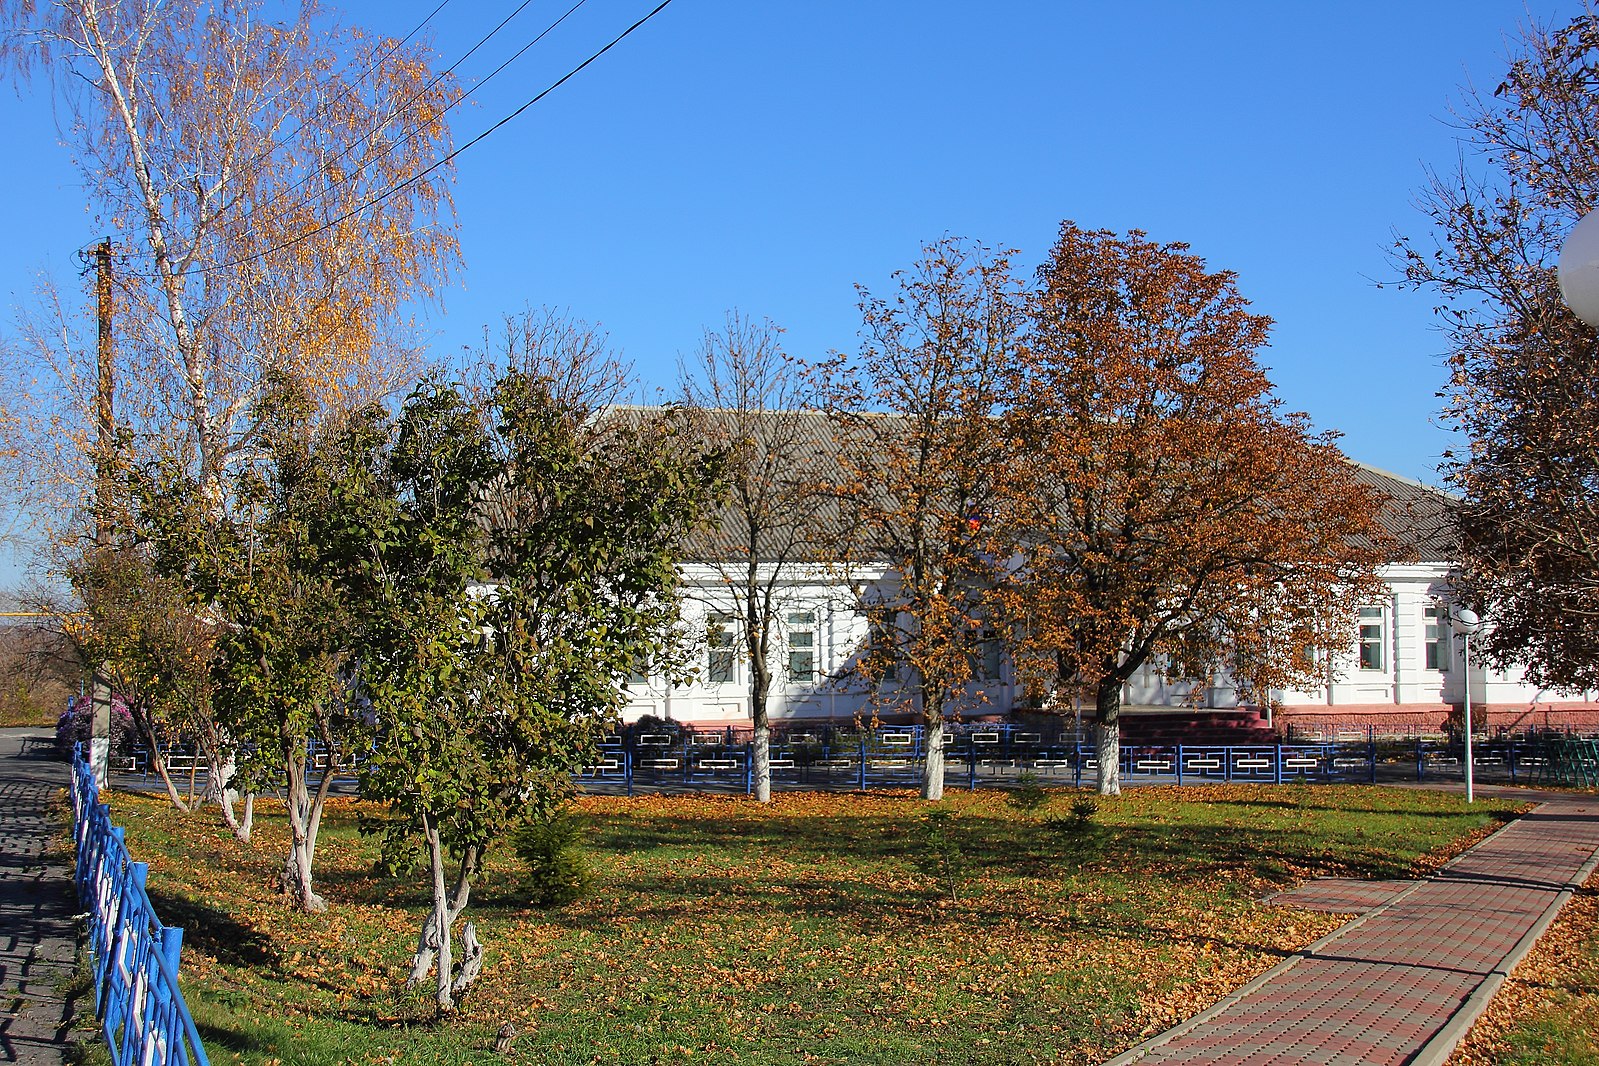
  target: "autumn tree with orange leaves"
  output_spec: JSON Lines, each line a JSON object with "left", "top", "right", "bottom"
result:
{"left": 994, "top": 223, "right": 1389, "bottom": 795}
{"left": 0, "top": 0, "right": 458, "bottom": 506}
{"left": 825, "top": 237, "right": 1024, "bottom": 801}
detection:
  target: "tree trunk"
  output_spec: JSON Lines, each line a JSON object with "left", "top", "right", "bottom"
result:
{"left": 748, "top": 595, "right": 774, "bottom": 804}
{"left": 752, "top": 715, "right": 771, "bottom": 803}
{"left": 1094, "top": 677, "right": 1121, "bottom": 796}
{"left": 131, "top": 715, "right": 194, "bottom": 814}
{"left": 408, "top": 820, "right": 481, "bottom": 1013}
{"left": 922, "top": 714, "right": 945, "bottom": 801}
{"left": 408, "top": 811, "right": 456, "bottom": 1013}
{"left": 281, "top": 755, "right": 327, "bottom": 913}
{"left": 204, "top": 737, "right": 252, "bottom": 843}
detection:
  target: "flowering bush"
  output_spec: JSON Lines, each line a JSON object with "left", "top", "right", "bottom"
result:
{"left": 54, "top": 694, "right": 137, "bottom": 760}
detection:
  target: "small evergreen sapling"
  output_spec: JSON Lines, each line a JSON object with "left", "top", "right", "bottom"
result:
{"left": 512, "top": 806, "right": 592, "bottom": 907}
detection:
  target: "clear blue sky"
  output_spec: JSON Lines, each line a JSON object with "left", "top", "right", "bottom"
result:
{"left": 0, "top": 1, "right": 1569, "bottom": 583}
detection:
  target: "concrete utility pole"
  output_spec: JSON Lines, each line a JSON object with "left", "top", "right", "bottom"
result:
{"left": 90, "top": 238, "right": 114, "bottom": 788}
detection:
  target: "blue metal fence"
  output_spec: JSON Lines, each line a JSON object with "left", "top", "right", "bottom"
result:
{"left": 572, "top": 722, "right": 1599, "bottom": 796}
{"left": 71, "top": 745, "right": 211, "bottom": 1066}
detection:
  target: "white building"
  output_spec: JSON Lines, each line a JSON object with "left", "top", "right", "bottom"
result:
{"left": 619, "top": 411, "right": 1599, "bottom": 737}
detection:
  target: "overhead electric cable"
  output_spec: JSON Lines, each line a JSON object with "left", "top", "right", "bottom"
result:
{"left": 212, "top": 0, "right": 457, "bottom": 208}
{"left": 215, "top": 0, "right": 578, "bottom": 247}
{"left": 137, "top": 0, "right": 675, "bottom": 280}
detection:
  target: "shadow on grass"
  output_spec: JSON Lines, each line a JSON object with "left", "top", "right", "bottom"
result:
{"left": 143, "top": 887, "right": 279, "bottom": 969}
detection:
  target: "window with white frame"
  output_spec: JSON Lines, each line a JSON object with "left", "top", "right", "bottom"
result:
{"left": 1358, "top": 606, "right": 1386, "bottom": 671}
{"left": 787, "top": 610, "right": 817, "bottom": 682}
{"left": 970, "top": 631, "right": 1004, "bottom": 681}
{"left": 1423, "top": 604, "right": 1451, "bottom": 671}
{"left": 707, "top": 612, "right": 737, "bottom": 684}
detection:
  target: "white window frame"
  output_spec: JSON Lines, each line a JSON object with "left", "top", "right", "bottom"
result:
{"left": 1357, "top": 606, "right": 1386, "bottom": 672}
{"left": 1423, "top": 604, "right": 1451, "bottom": 672}
{"left": 706, "top": 611, "right": 738, "bottom": 685}
{"left": 786, "top": 610, "right": 817, "bottom": 683}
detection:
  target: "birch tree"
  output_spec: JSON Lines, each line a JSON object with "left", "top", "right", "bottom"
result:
{"left": 0, "top": 0, "right": 458, "bottom": 505}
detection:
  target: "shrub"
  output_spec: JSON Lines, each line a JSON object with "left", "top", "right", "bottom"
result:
{"left": 53, "top": 695, "right": 135, "bottom": 760}
{"left": 1007, "top": 771, "right": 1050, "bottom": 817}
{"left": 910, "top": 807, "right": 968, "bottom": 903}
{"left": 512, "top": 806, "right": 592, "bottom": 907}
{"left": 1047, "top": 796, "right": 1101, "bottom": 840}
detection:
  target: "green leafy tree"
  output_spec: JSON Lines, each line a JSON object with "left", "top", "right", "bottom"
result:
{"left": 361, "top": 369, "right": 720, "bottom": 1014}
{"left": 128, "top": 381, "right": 391, "bottom": 906}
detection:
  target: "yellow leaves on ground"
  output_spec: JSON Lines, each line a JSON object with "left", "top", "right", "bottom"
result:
{"left": 1448, "top": 866, "right": 1599, "bottom": 1065}
{"left": 101, "top": 785, "right": 1512, "bottom": 1066}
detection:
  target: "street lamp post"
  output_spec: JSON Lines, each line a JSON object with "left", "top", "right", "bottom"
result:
{"left": 1453, "top": 607, "right": 1484, "bottom": 803}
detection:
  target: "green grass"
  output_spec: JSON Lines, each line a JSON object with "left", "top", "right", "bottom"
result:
{"left": 104, "top": 784, "right": 1517, "bottom": 1066}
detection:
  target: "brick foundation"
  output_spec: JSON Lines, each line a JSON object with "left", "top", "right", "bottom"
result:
{"left": 1276, "top": 702, "right": 1599, "bottom": 737}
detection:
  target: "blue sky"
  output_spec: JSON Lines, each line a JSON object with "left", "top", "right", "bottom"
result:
{"left": 0, "top": 1, "right": 1569, "bottom": 584}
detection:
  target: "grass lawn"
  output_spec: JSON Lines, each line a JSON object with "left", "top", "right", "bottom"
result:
{"left": 103, "top": 784, "right": 1518, "bottom": 1066}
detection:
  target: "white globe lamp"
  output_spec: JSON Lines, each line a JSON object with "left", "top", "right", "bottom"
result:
{"left": 1450, "top": 606, "right": 1483, "bottom": 804}
{"left": 1558, "top": 207, "right": 1599, "bottom": 327}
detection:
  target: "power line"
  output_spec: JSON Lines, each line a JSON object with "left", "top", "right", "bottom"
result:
{"left": 136, "top": 0, "right": 676, "bottom": 281}
{"left": 204, "top": 0, "right": 580, "bottom": 259}
{"left": 213, "top": 0, "right": 457, "bottom": 213}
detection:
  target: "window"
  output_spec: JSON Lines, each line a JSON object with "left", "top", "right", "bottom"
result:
{"left": 970, "top": 634, "right": 1003, "bottom": 681}
{"left": 1358, "top": 606, "right": 1386, "bottom": 671}
{"left": 787, "top": 610, "right": 817, "bottom": 682}
{"left": 627, "top": 658, "right": 651, "bottom": 686}
{"left": 1424, "top": 604, "right": 1451, "bottom": 671}
{"left": 707, "top": 612, "right": 736, "bottom": 684}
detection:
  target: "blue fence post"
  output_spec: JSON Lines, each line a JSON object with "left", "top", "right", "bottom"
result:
{"left": 1176, "top": 744, "right": 1184, "bottom": 787}
{"left": 1509, "top": 739, "right": 1518, "bottom": 785}
{"left": 1274, "top": 742, "right": 1283, "bottom": 785}
{"left": 858, "top": 734, "right": 867, "bottom": 792}
{"left": 1416, "top": 737, "right": 1424, "bottom": 782}
{"left": 625, "top": 746, "right": 634, "bottom": 798}
{"left": 745, "top": 742, "right": 753, "bottom": 796}
{"left": 1369, "top": 727, "right": 1376, "bottom": 784}
{"left": 1073, "top": 743, "right": 1082, "bottom": 789}
{"left": 968, "top": 736, "right": 977, "bottom": 792}
{"left": 161, "top": 925, "right": 184, "bottom": 973}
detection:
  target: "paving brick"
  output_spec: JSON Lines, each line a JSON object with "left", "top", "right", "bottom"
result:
{"left": 1109, "top": 790, "right": 1599, "bottom": 1065}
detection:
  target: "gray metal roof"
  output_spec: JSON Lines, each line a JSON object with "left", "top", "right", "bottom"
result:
{"left": 603, "top": 407, "right": 1459, "bottom": 567}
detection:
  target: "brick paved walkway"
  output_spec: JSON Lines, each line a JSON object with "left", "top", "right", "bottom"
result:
{"left": 1105, "top": 788, "right": 1599, "bottom": 1065}
{"left": 0, "top": 730, "right": 78, "bottom": 1065}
